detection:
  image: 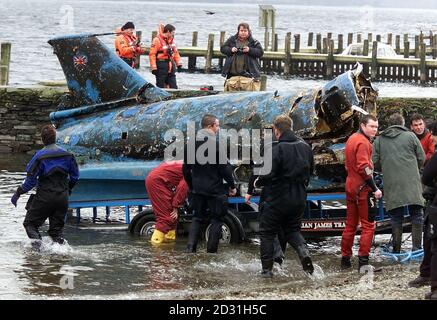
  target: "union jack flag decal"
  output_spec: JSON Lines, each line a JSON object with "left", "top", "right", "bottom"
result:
{"left": 73, "top": 55, "right": 88, "bottom": 70}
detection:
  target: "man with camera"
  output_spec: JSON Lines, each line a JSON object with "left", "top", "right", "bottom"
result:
{"left": 149, "top": 24, "right": 182, "bottom": 89}
{"left": 220, "top": 22, "right": 264, "bottom": 91}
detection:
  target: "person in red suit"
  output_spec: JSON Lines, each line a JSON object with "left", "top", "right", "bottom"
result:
{"left": 410, "top": 113, "right": 436, "bottom": 164}
{"left": 341, "top": 114, "right": 383, "bottom": 272}
{"left": 145, "top": 160, "right": 189, "bottom": 244}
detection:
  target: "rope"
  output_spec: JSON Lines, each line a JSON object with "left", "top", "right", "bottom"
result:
{"left": 378, "top": 232, "right": 424, "bottom": 263}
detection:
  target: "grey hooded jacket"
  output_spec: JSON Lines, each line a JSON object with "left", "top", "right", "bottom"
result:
{"left": 372, "top": 125, "right": 425, "bottom": 211}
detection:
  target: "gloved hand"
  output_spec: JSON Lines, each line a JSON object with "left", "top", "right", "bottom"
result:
{"left": 177, "top": 65, "right": 182, "bottom": 72}
{"left": 152, "top": 69, "right": 157, "bottom": 75}
{"left": 11, "top": 193, "right": 19, "bottom": 207}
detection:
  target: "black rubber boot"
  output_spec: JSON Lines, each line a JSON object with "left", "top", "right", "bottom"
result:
{"left": 358, "top": 256, "right": 382, "bottom": 273}
{"left": 408, "top": 275, "right": 430, "bottom": 288}
{"left": 391, "top": 224, "right": 403, "bottom": 253}
{"left": 206, "top": 219, "right": 222, "bottom": 253}
{"left": 260, "top": 260, "right": 274, "bottom": 278}
{"left": 296, "top": 244, "right": 314, "bottom": 275}
{"left": 341, "top": 256, "right": 352, "bottom": 270}
{"left": 24, "top": 224, "right": 42, "bottom": 241}
{"left": 358, "top": 255, "right": 369, "bottom": 273}
{"left": 186, "top": 218, "right": 202, "bottom": 253}
{"left": 411, "top": 223, "right": 423, "bottom": 251}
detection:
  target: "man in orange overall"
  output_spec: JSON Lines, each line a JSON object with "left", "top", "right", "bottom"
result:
{"left": 115, "top": 22, "right": 145, "bottom": 68}
{"left": 341, "top": 114, "right": 383, "bottom": 272}
{"left": 145, "top": 160, "right": 189, "bottom": 244}
{"left": 149, "top": 24, "right": 182, "bottom": 89}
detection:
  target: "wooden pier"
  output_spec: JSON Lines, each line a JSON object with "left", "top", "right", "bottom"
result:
{"left": 138, "top": 30, "right": 437, "bottom": 85}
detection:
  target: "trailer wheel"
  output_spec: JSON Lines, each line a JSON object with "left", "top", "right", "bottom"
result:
{"left": 204, "top": 214, "right": 240, "bottom": 244}
{"left": 132, "top": 214, "right": 156, "bottom": 237}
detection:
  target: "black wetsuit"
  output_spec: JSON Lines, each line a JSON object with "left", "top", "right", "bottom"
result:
{"left": 256, "top": 130, "right": 314, "bottom": 272}
{"left": 182, "top": 133, "right": 235, "bottom": 253}
{"left": 421, "top": 152, "right": 437, "bottom": 293}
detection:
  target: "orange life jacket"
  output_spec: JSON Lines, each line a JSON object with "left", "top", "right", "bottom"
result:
{"left": 115, "top": 31, "right": 139, "bottom": 59}
{"left": 149, "top": 24, "right": 181, "bottom": 71}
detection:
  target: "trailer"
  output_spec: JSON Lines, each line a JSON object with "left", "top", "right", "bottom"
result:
{"left": 68, "top": 191, "right": 405, "bottom": 244}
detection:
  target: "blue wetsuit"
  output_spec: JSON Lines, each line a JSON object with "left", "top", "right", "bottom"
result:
{"left": 15, "top": 144, "right": 79, "bottom": 242}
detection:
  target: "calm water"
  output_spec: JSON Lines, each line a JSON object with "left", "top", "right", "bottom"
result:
{"left": 2, "top": 0, "right": 437, "bottom": 96}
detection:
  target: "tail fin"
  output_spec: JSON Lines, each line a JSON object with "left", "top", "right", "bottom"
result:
{"left": 48, "top": 34, "right": 169, "bottom": 107}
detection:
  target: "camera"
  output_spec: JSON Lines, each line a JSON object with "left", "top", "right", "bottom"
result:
{"left": 167, "top": 46, "right": 174, "bottom": 57}
{"left": 236, "top": 47, "right": 245, "bottom": 55}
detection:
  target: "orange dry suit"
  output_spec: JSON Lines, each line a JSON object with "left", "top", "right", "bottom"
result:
{"left": 341, "top": 131, "right": 379, "bottom": 258}
{"left": 149, "top": 24, "right": 182, "bottom": 88}
{"left": 115, "top": 28, "right": 145, "bottom": 68}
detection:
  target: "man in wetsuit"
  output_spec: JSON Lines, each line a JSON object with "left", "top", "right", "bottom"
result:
{"left": 10, "top": 125, "right": 79, "bottom": 245}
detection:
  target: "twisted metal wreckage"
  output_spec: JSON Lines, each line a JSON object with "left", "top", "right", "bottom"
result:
{"left": 48, "top": 34, "right": 378, "bottom": 202}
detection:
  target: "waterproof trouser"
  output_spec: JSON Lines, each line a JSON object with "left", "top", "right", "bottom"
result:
{"left": 388, "top": 204, "right": 423, "bottom": 251}
{"left": 186, "top": 194, "right": 227, "bottom": 253}
{"left": 341, "top": 191, "right": 376, "bottom": 258}
{"left": 155, "top": 61, "right": 177, "bottom": 89}
{"left": 420, "top": 209, "right": 437, "bottom": 292}
{"left": 23, "top": 190, "right": 68, "bottom": 243}
{"left": 259, "top": 200, "right": 309, "bottom": 270}
{"left": 145, "top": 177, "right": 178, "bottom": 234}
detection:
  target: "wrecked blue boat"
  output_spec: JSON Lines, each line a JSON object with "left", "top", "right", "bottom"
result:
{"left": 48, "top": 34, "right": 378, "bottom": 202}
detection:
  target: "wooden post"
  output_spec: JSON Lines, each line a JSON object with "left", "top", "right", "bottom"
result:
{"left": 347, "top": 33, "right": 353, "bottom": 45}
{"left": 326, "top": 39, "right": 334, "bottom": 79}
{"left": 188, "top": 31, "right": 198, "bottom": 71}
{"left": 273, "top": 33, "right": 279, "bottom": 70}
{"left": 316, "top": 34, "right": 322, "bottom": 53}
{"left": 327, "top": 32, "right": 332, "bottom": 39}
{"left": 387, "top": 33, "right": 393, "bottom": 45}
{"left": 415, "top": 35, "right": 420, "bottom": 58}
{"left": 357, "top": 33, "right": 362, "bottom": 43}
{"left": 205, "top": 33, "right": 214, "bottom": 73}
{"left": 371, "top": 41, "right": 378, "bottom": 80}
{"left": 323, "top": 37, "right": 328, "bottom": 54}
{"left": 368, "top": 33, "right": 373, "bottom": 44}
{"left": 264, "top": 30, "right": 269, "bottom": 51}
{"left": 420, "top": 42, "right": 428, "bottom": 84}
{"left": 134, "top": 31, "right": 142, "bottom": 69}
{"left": 337, "top": 34, "right": 343, "bottom": 54}
{"left": 218, "top": 31, "right": 226, "bottom": 70}
{"left": 284, "top": 32, "right": 292, "bottom": 75}
{"left": 433, "top": 35, "right": 437, "bottom": 59}
{"left": 308, "top": 32, "right": 314, "bottom": 47}
{"left": 403, "top": 34, "right": 409, "bottom": 45}
{"left": 395, "top": 35, "right": 401, "bottom": 54}
{"left": 0, "top": 42, "right": 11, "bottom": 86}
{"left": 260, "top": 74, "right": 267, "bottom": 91}
{"left": 294, "top": 34, "right": 300, "bottom": 52}
{"left": 363, "top": 39, "right": 369, "bottom": 56}
{"left": 404, "top": 41, "right": 410, "bottom": 58}
{"left": 430, "top": 31, "right": 434, "bottom": 48}
{"left": 376, "top": 34, "right": 381, "bottom": 42}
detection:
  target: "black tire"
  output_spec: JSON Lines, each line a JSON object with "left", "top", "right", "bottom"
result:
{"left": 132, "top": 214, "right": 156, "bottom": 237}
{"left": 204, "top": 214, "right": 241, "bottom": 244}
